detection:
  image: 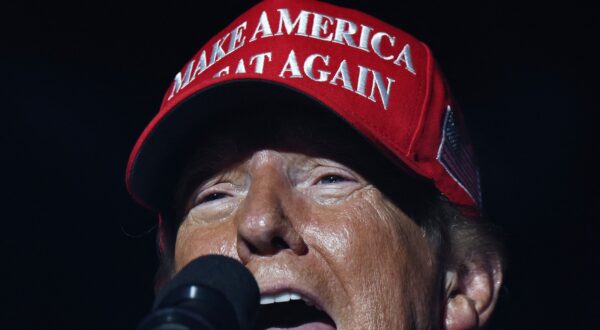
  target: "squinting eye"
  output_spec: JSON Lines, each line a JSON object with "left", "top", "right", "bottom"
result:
{"left": 318, "top": 175, "right": 348, "bottom": 184}
{"left": 197, "top": 192, "right": 229, "bottom": 205}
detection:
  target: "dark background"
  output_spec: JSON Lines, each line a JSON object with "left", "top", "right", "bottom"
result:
{"left": 2, "top": 0, "right": 595, "bottom": 329}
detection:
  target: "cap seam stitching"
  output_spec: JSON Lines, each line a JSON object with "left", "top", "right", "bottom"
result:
{"left": 407, "top": 42, "right": 433, "bottom": 158}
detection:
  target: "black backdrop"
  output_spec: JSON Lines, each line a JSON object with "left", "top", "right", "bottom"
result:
{"left": 3, "top": 0, "right": 595, "bottom": 329}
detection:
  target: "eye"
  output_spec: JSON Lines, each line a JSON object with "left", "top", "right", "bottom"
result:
{"left": 196, "top": 192, "right": 229, "bottom": 205}
{"left": 317, "top": 174, "right": 349, "bottom": 185}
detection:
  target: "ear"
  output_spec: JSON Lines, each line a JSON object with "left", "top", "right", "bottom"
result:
{"left": 443, "top": 257, "right": 503, "bottom": 330}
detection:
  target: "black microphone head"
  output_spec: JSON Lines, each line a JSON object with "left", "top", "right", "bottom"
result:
{"left": 153, "top": 255, "right": 260, "bottom": 330}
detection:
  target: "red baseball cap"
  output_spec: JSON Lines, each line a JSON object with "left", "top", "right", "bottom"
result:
{"left": 126, "top": 0, "right": 482, "bottom": 213}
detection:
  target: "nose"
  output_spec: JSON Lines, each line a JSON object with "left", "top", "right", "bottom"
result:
{"left": 235, "top": 156, "right": 308, "bottom": 264}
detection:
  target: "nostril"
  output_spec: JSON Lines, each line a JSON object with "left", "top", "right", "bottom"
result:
{"left": 245, "top": 241, "right": 258, "bottom": 254}
{"left": 271, "top": 236, "right": 290, "bottom": 250}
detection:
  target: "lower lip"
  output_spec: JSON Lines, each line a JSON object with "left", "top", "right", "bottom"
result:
{"left": 264, "top": 322, "right": 336, "bottom": 330}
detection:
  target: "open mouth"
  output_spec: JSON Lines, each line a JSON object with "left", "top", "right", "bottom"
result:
{"left": 254, "top": 291, "right": 336, "bottom": 330}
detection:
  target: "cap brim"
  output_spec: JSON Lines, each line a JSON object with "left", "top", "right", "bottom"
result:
{"left": 127, "top": 79, "right": 379, "bottom": 211}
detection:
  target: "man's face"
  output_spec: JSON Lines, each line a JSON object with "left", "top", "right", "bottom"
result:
{"left": 172, "top": 109, "right": 440, "bottom": 330}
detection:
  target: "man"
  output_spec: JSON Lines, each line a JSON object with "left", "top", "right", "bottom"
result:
{"left": 126, "top": 0, "right": 504, "bottom": 329}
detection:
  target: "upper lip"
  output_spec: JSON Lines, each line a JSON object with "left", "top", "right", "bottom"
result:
{"left": 248, "top": 253, "right": 338, "bottom": 327}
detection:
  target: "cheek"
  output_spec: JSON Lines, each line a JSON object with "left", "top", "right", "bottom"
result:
{"left": 339, "top": 199, "right": 410, "bottom": 288}
{"left": 306, "top": 188, "right": 413, "bottom": 272}
{"left": 304, "top": 188, "right": 437, "bottom": 327}
{"left": 174, "top": 221, "right": 238, "bottom": 272}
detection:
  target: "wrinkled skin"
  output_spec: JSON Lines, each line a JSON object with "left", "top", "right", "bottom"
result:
{"left": 161, "top": 96, "right": 451, "bottom": 330}
{"left": 174, "top": 148, "right": 440, "bottom": 330}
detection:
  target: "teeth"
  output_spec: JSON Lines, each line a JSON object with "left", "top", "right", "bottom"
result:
{"left": 275, "top": 293, "right": 291, "bottom": 303}
{"left": 260, "top": 296, "right": 275, "bottom": 305}
{"left": 260, "top": 291, "right": 310, "bottom": 305}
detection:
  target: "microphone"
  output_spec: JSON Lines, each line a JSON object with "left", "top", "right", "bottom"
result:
{"left": 138, "top": 255, "right": 260, "bottom": 330}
